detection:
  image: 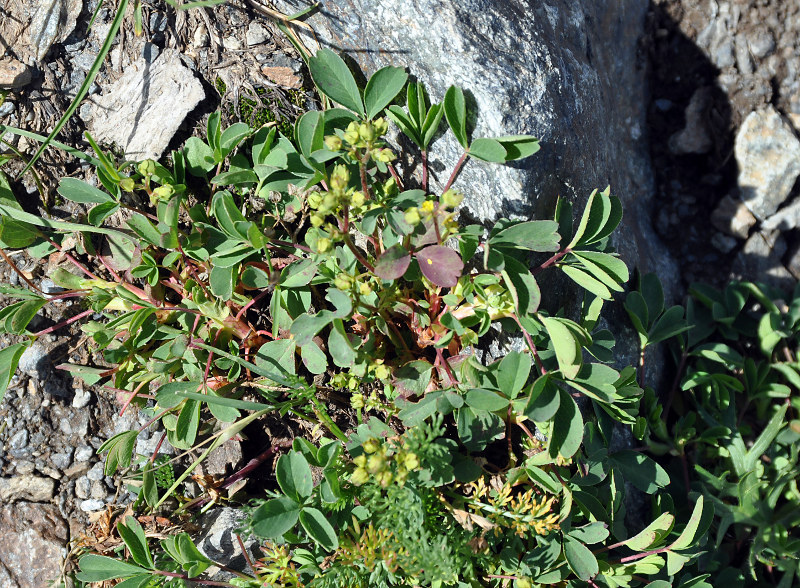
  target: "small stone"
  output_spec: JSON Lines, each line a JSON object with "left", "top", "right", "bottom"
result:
{"left": 0, "top": 101, "right": 15, "bottom": 116}
{"left": 90, "top": 480, "right": 108, "bottom": 499}
{"left": 18, "top": 342, "right": 48, "bottom": 378}
{"left": 38, "top": 278, "right": 63, "bottom": 295}
{"left": 79, "top": 499, "right": 105, "bottom": 512}
{"left": 63, "top": 462, "right": 89, "bottom": 478}
{"left": 50, "top": 451, "right": 72, "bottom": 470}
{"left": 0, "top": 503, "right": 68, "bottom": 587}
{"left": 260, "top": 65, "right": 303, "bottom": 89}
{"left": 712, "top": 232, "right": 738, "bottom": 253}
{"left": 0, "top": 58, "right": 32, "bottom": 88}
{"left": 0, "top": 475, "right": 56, "bottom": 502}
{"left": 711, "top": 195, "right": 757, "bottom": 239}
{"left": 669, "top": 87, "right": 713, "bottom": 155}
{"left": 762, "top": 198, "right": 800, "bottom": 231}
{"left": 246, "top": 22, "right": 269, "bottom": 46}
{"left": 75, "top": 476, "right": 91, "bottom": 499}
{"left": 732, "top": 230, "right": 794, "bottom": 290}
{"left": 14, "top": 460, "right": 35, "bottom": 475}
{"left": 74, "top": 445, "right": 93, "bottom": 462}
{"left": 193, "top": 25, "right": 209, "bottom": 48}
{"left": 736, "top": 107, "right": 800, "bottom": 219}
{"left": 9, "top": 429, "right": 28, "bottom": 450}
{"left": 72, "top": 388, "right": 91, "bottom": 408}
{"left": 223, "top": 36, "right": 242, "bottom": 51}
{"left": 142, "top": 41, "right": 160, "bottom": 64}
{"left": 35, "top": 462, "right": 60, "bottom": 480}
{"left": 749, "top": 28, "right": 775, "bottom": 59}
{"left": 196, "top": 507, "right": 259, "bottom": 572}
{"left": 87, "top": 462, "right": 105, "bottom": 481}
{"left": 735, "top": 35, "right": 753, "bottom": 76}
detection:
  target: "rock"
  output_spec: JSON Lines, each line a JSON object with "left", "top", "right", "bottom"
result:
{"left": 195, "top": 507, "right": 260, "bottom": 574}
{"left": 0, "top": 475, "right": 56, "bottom": 502}
{"left": 86, "top": 49, "right": 205, "bottom": 161}
{"left": 260, "top": 65, "right": 303, "bottom": 89}
{"left": 75, "top": 476, "right": 91, "bottom": 499}
{"left": 223, "top": 36, "right": 242, "bottom": 51}
{"left": 731, "top": 230, "right": 795, "bottom": 290}
{"left": 193, "top": 24, "right": 210, "bottom": 48}
{"left": 711, "top": 232, "right": 737, "bottom": 253}
{"left": 272, "top": 0, "right": 677, "bottom": 307}
{"left": 711, "top": 195, "right": 758, "bottom": 239}
{"left": 74, "top": 444, "right": 93, "bottom": 462}
{"left": 87, "top": 462, "right": 105, "bottom": 481}
{"left": 0, "top": 502, "right": 68, "bottom": 588}
{"left": 247, "top": 22, "right": 269, "bottom": 46}
{"left": 203, "top": 440, "right": 243, "bottom": 476}
{"left": 9, "top": 429, "right": 28, "bottom": 450}
{"left": 696, "top": 9, "right": 736, "bottom": 69}
{"left": 0, "top": 58, "right": 32, "bottom": 88}
{"left": 0, "top": 101, "right": 14, "bottom": 116}
{"left": 50, "top": 450, "right": 73, "bottom": 470}
{"left": 762, "top": 198, "right": 800, "bottom": 231}
{"left": 668, "top": 87, "right": 713, "bottom": 154}
{"left": 735, "top": 106, "right": 800, "bottom": 219}
{"left": 17, "top": 342, "right": 48, "bottom": 378}
{"left": 71, "top": 387, "right": 91, "bottom": 408}
{"left": 749, "top": 28, "right": 776, "bottom": 59}
{"left": 29, "top": 0, "right": 83, "bottom": 61}
{"left": 79, "top": 498, "right": 105, "bottom": 512}
{"left": 39, "top": 278, "right": 63, "bottom": 295}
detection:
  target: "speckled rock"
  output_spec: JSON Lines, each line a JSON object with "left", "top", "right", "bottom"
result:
{"left": 0, "top": 502, "right": 68, "bottom": 588}
{"left": 735, "top": 106, "right": 800, "bottom": 219}
{"left": 0, "top": 475, "right": 56, "bottom": 502}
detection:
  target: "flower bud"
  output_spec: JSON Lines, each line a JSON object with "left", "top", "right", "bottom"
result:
{"left": 350, "top": 191, "right": 365, "bottom": 208}
{"left": 344, "top": 122, "right": 360, "bottom": 145}
{"left": 403, "top": 452, "right": 420, "bottom": 471}
{"left": 307, "top": 192, "right": 323, "bottom": 209}
{"left": 404, "top": 207, "right": 421, "bottom": 226}
{"left": 375, "top": 148, "right": 396, "bottom": 163}
{"left": 362, "top": 439, "right": 381, "bottom": 454}
{"left": 334, "top": 273, "right": 352, "bottom": 291}
{"left": 118, "top": 177, "right": 135, "bottom": 192}
{"left": 373, "top": 117, "right": 389, "bottom": 136}
{"left": 373, "top": 364, "right": 390, "bottom": 380}
{"left": 377, "top": 470, "right": 393, "bottom": 488}
{"left": 330, "top": 164, "right": 350, "bottom": 192}
{"left": 353, "top": 455, "right": 367, "bottom": 468}
{"left": 324, "top": 135, "right": 343, "bottom": 151}
{"left": 367, "top": 454, "right": 385, "bottom": 474}
{"left": 358, "top": 281, "right": 372, "bottom": 296}
{"left": 441, "top": 189, "right": 464, "bottom": 209}
{"left": 310, "top": 214, "right": 324, "bottom": 227}
{"left": 315, "top": 237, "right": 332, "bottom": 254}
{"left": 137, "top": 159, "right": 156, "bottom": 177}
{"left": 351, "top": 393, "right": 364, "bottom": 409}
{"left": 358, "top": 122, "right": 376, "bottom": 142}
{"left": 350, "top": 467, "right": 369, "bottom": 486}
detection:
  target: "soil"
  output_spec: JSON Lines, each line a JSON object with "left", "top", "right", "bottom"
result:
{"left": 0, "top": 0, "right": 798, "bottom": 584}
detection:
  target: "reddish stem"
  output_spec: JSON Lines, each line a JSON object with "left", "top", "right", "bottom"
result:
{"left": 532, "top": 248, "right": 571, "bottom": 275}
{"left": 31, "top": 308, "right": 93, "bottom": 336}
{"left": 421, "top": 150, "right": 428, "bottom": 193}
{"left": 441, "top": 152, "right": 468, "bottom": 194}
{"left": 0, "top": 247, "right": 45, "bottom": 294}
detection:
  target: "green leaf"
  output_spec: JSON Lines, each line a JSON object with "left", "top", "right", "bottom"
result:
{"left": 299, "top": 507, "right": 339, "bottom": 551}
{"left": 525, "top": 375, "right": 561, "bottom": 422}
{"left": 87, "top": 201, "right": 120, "bottom": 226}
{"left": 251, "top": 497, "right": 301, "bottom": 538}
{"left": 364, "top": 66, "right": 408, "bottom": 119}
{"left": 255, "top": 339, "right": 296, "bottom": 379}
{"left": 416, "top": 245, "right": 464, "bottom": 288}
{"left": 457, "top": 406, "right": 504, "bottom": 452}
{"left": 276, "top": 452, "right": 313, "bottom": 503}
{"left": 57, "top": 177, "right": 115, "bottom": 204}
{"left": 549, "top": 390, "right": 583, "bottom": 459}
{"left": 281, "top": 258, "right": 319, "bottom": 288}
{"left": 99, "top": 430, "right": 138, "bottom": 475}
{"left": 300, "top": 341, "right": 327, "bottom": 374}
{"left": 490, "top": 220, "right": 560, "bottom": 252}
{"left": 495, "top": 135, "right": 540, "bottom": 160}
{"left": 609, "top": 450, "right": 670, "bottom": 494}
{"left": 564, "top": 535, "right": 599, "bottom": 580}
{"left": 541, "top": 316, "right": 583, "bottom": 379}
{"left": 501, "top": 258, "right": 541, "bottom": 315}
{"left": 209, "top": 264, "right": 236, "bottom": 301}
{"left": 421, "top": 103, "right": 445, "bottom": 149}
{"left": 175, "top": 399, "right": 201, "bottom": 447}
{"left": 465, "top": 388, "right": 510, "bottom": 411}
{"left": 443, "top": 85, "right": 468, "bottom": 149}
{"left": 294, "top": 111, "right": 325, "bottom": 159}
{"left": 329, "top": 319, "right": 356, "bottom": 368}
{"left": 10, "top": 298, "right": 47, "bottom": 334}
{"left": 647, "top": 305, "right": 689, "bottom": 345}
{"left": 624, "top": 512, "right": 675, "bottom": 551}
{"left": 743, "top": 403, "right": 788, "bottom": 473}
{"left": 374, "top": 244, "right": 412, "bottom": 280}
{"left": 468, "top": 138, "right": 506, "bottom": 162}
{"left": 211, "top": 169, "right": 259, "bottom": 186}
{"left": 142, "top": 464, "right": 158, "bottom": 507}
{"left": 0, "top": 342, "right": 29, "bottom": 404}
{"left": 126, "top": 213, "right": 162, "bottom": 246}
{"left": 497, "top": 351, "right": 531, "bottom": 398}
{"left": 569, "top": 522, "right": 610, "bottom": 544}
{"left": 669, "top": 496, "right": 711, "bottom": 551}
{"left": 0, "top": 216, "right": 39, "bottom": 248}
{"left": 117, "top": 517, "right": 154, "bottom": 569}
{"left": 207, "top": 111, "right": 222, "bottom": 155}
{"left": 220, "top": 122, "right": 251, "bottom": 154}
{"left": 308, "top": 49, "right": 364, "bottom": 115}
{"left": 183, "top": 137, "right": 215, "bottom": 176}
{"left": 75, "top": 555, "right": 148, "bottom": 582}
{"left": 561, "top": 264, "right": 612, "bottom": 300}
{"left": 386, "top": 105, "right": 421, "bottom": 146}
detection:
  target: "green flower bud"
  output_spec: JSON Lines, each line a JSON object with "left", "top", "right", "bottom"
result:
{"left": 137, "top": 159, "right": 156, "bottom": 177}
{"left": 441, "top": 188, "right": 464, "bottom": 209}
{"left": 315, "top": 237, "right": 332, "bottom": 254}
{"left": 404, "top": 207, "right": 421, "bottom": 226}
{"left": 324, "top": 134, "right": 343, "bottom": 151}
{"left": 334, "top": 273, "right": 352, "bottom": 291}
{"left": 358, "top": 281, "right": 372, "bottom": 296}
{"left": 351, "top": 393, "right": 365, "bottom": 409}
{"left": 515, "top": 579, "right": 532, "bottom": 588}
{"left": 373, "top": 364, "right": 390, "bottom": 380}
{"left": 350, "top": 467, "right": 369, "bottom": 486}
{"left": 358, "top": 122, "right": 376, "bottom": 142}
{"left": 307, "top": 192, "right": 323, "bottom": 209}
{"left": 350, "top": 190, "right": 365, "bottom": 208}
{"left": 118, "top": 177, "right": 135, "bottom": 192}
{"left": 362, "top": 439, "right": 381, "bottom": 454}
{"left": 330, "top": 164, "right": 350, "bottom": 192}
{"left": 373, "top": 117, "right": 389, "bottom": 136}
{"left": 310, "top": 214, "right": 325, "bottom": 227}
{"left": 377, "top": 470, "right": 393, "bottom": 488}
{"left": 403, "top": 452, "right": 420, "bottom": 471}
{"left": 353, "top": 454, "right": 367, "bottom": 468}
{"left": 367, "top": 453, "right": 385, "bottom": 474}
{"left": 344, "top": 122, "right": 360, "bottom": 145}
{"left": 375, "top": 148, "right": 396, "bottom": 163}
{"left": 150, "top": 184, "right": 174, "bottom": 205}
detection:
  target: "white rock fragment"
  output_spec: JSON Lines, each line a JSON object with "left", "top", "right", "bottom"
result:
{"left": 86, "top": 49, "right": 205, "bottom": 161}
{"left": 0, "top": 475, "right": 56, "bottom": 502}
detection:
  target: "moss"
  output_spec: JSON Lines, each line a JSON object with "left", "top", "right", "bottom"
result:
{"left": 218, "top": 84, "right": 307, "bottom": 137}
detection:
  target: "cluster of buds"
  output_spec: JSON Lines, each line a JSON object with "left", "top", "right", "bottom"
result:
{"left": 120, "top": 159, "right": 176, "bottom": 206}
{"left": 324, "top": 118, "right": 396, "bottom": 164}
{"left": 308, "top": 164, "right": 366, "bottom": 230}
{"left": 350, "top": 438, "right": 420, "bottom": 488}
{"left": 403, "top": 189, "right": 463, "bottom": 239}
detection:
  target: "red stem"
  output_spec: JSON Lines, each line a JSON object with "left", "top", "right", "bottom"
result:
{"left": 31, "top": 308, "right": 93, "bottom": 336}
{"left": 441, "top": 152, "right": 469, "bottom": 194}
{"left": 421, "top": 150, "right": 428, "bottom": 193}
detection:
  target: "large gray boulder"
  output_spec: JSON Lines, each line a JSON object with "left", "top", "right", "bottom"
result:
{"left": 277, "top": 0, "right": 674, "bottom": 283}
{"left": 274, "top": 0, "right": 676, "bottom": 382}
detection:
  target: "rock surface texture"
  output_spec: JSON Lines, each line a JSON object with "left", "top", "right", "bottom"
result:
{"left": 0, "top": 502, "right": 68, "bottom": 588}
{"left": 274, "top": 0, "right": 675, "bottom": 290}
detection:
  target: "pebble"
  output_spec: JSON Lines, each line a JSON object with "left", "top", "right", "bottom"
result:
{"left": 9, "top": 429, "right": 28, "bottom": 450}
{"left": 90, "top": 480, "right": 108, "bottom": 499}
{"left": 75, "top": 476, "right": 91, "bottom": 499}
{"left": 749, "top": 29, "right": 775, "bottom": 59}
{"left": 0, "top": 475, "right": 56, "bottom": 502}
{"left": 18, "top": 343, "right": 48, "bottom": 378}
{"left": 246, "top": 22, "right": 269, "bottom": 46}
{"left": 223, "top": 36, "right": 242, "bottom": 51}
{"left": 0, "top": 58, "right": 33, "bottom": 88}
{"left": 39, "top": 278, "right": 63, "bottom": 295}
{"left": 72, "top": 388, "right": 91, "bottom": 409}
{"left": 14, "top": 461, "right": 35, "bottom": 475}
{"left": 142, "top": 42, "right": 160, "bottom": 64}
{"left": 74, "top": 445, "right": 94, "bottom": 462}
{"left": 87, "top": 462, "right": 105, "bottom": 481}
{"left": 79, "top": 499, "right": 105, "bottom": 512}
{"left": 0, "top": 101, "right": 15, "bottom": 116}
{"left": 50, "top": 451, "right": 73, "bottom": 470}
{"left": 711, "top": 232, "right": 738, "bottom": 253}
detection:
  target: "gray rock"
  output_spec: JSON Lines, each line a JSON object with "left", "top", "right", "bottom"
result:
{"left": 749, "top": 28, "right": 776, "bottom": 59}
{"left": 195, "top": 507, "right": 260, "bottom": 574}
{"left": 17, "top": 342, "right": 48, "bottom": 378}
{"left": 0, "top": 475, "right": 56, "bottom": 502}
{"left": 79, "top": 499, "right": 105, "bottom": 512}
{"left": 735, "top": 35, "right": 753, "bottom": 76}
{"left": 86, "top": 49, "right": 205, "bottom": 161}
{"left": 87, "top": 462, "right": 105, "bottom": 481}
{"left": 74, "top": 444, "right": 93, "bottom": 462}
{"left": 74, "top": 476, "right": 91, "bottom": 499}
{"left": 223, "top": 36, "right": 242, "bottom": 51}
{"left": 9, "top": 429, "right": 28, "bottom": 450}
{"left": 39, "top": 278, "right": 63, "bottom": 295}
{"left": 696, "top": 11, "right": 736, "bottom": 69}
{"left": 711, "top": 232, "right": 738, "bottom": 253}
{"left": 90, "top": 479, "right": 108, "bottom": 499}
{"left": 762, "top": 198, "right": 800, "bottom": 231}
{"left": 732, "top": 230, "right": 795, "bottom": 290}
{"left": 273, "top": 0, "right": 677, "bottom": 307}
{"left": 736, "top": 106, "right": 800, "bottom": 219}
{"left": 247, "top": 22, "right": 269, "bottom": 46}
{"left": 711, "top": 195, "right": 757, "bottom": 239}
{"left": 668, "top": 87, "right": 713, "bottom": 154}
{"left": 0, "top": 502, "right": 68, "bottom": 588}
{"left": 50, "top": 450, "right": 72, "bottom": 470}
{"left": 0, "top": 59, "right": 31, "bottom": 88}
{"left": 142, "top": 41, "right": 160, "bottom": 64}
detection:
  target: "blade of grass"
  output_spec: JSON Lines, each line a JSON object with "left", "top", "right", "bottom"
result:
{"left": 21, "top": 0, "right": 130, "bottom": 176}
{"left": 0, "top": 203, "right": 136, "bottom": 241}
{"left": 0, "top": 125, "right": 101, "bottom": 166}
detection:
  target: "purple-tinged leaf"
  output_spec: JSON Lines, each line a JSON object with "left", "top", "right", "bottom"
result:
{"left": 374, "top": 245, "right": 412, "bottom": 280}
{"left": 416, "top": 245, "right": 464, "bottom": 288}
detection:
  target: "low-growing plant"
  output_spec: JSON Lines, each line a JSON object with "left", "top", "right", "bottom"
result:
{"left": 0, "top": 48, "right": 721, "bottom": 587}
